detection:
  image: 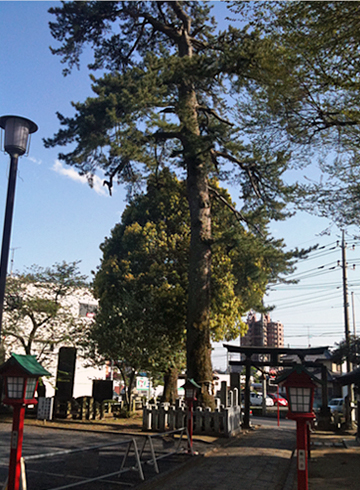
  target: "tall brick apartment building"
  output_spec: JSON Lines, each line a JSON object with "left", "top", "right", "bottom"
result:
{"left": 241, "top": 312, "right": 284, "bottom": 348}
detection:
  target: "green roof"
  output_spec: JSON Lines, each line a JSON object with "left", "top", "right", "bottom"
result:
{"left": 187, "top": 378, "right": 201, "bottom": 389}
{"left": 0, "top": 353, "right": 51, "bottom": 377}
{"left": 275, "top": 364, "right": 322, "bottom": 386}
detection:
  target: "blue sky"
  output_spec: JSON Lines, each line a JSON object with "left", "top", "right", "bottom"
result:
{"left": 0, "top": 1, "right": 129, "bottom": 276}
{"left": 0, "top": 1, "right": 358, "bottom": 370}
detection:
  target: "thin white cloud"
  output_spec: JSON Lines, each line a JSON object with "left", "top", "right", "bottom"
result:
{"left": 52, "top": 160, "right": 108, "bottom": 197}
{"left": 27, "top": 156, "right": 42, "bottom": 165}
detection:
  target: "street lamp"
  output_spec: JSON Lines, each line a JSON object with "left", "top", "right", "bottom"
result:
{"left": 0, "top": 115, "right": 38, "bottom": 344}
{"left": 276, "top": 365, "right": 321, "bottom": 490}
{"left": 181, "top": 378, "right": 200, "bottom": 453}
{"left": 287, "top": 386, "right": 313, "bottom": 414}
{"left": 0, "top": 353, "right": 50, "bottom": 490}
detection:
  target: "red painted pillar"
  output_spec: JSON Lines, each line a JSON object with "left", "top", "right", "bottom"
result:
{"left": 296, "top": 418, "right": 309, "bottom": 490}
{"left": 187, "top": 399, "right": 194, "bottom": 450}
{"left": 8, "top": 404, "right": 25, "bottom": 490}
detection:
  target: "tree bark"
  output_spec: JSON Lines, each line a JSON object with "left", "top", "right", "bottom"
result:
{"left": 176, "top": 14, "right": 214, "bottom": 407}
{"left": 119, "top": 365, "right": 136, "bottom": 412}
{"left": 186, "top": 157, "right": 213, "bottom": 406}
{"left": 161, "top": 367, "right": 179, "bottom": 404}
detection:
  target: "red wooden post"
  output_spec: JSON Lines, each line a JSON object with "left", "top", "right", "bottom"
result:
{"left": 307, "top": 422, "right": 311, "bottom": 459}
{"left": 296, "top": 418, "right": 309, "bottom": 490}
{"left": 275, "top": 365, "right": 321, "bottom": 490}
{"left": 187, "top": 399, "right": 194, "bottom": 450}
{"left": 181, "top": 378, "right": 200, "bottom": 454}
{"left": 8, "top": 404, "right": 26, "bottom": 490}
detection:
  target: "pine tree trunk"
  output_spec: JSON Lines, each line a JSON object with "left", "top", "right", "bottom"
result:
{"left": 177, "top": 22, "right": 214, "bottom": 408}
{"left": 186, "top": 155, "right": 214, "bottom": 407}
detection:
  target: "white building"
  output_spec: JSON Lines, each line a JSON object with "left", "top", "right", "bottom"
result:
{"left": 2, "top": 279, "right": 107, "bottom": 398}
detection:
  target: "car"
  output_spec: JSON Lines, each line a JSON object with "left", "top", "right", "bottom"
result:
{"left": 328, "top": 398, "right": 344, "bottom": 414}
{"left": 268, "top": 393, "right": 288, "bottom": 407}
{"left": 249, "top": 392, "right": 261, "bottom": 406}
{"left": 265, "top": 395, "right": 275, "bottom": 407}
{"left": 249, "top": 392, "right": 274, "bottom": 406}
{"left": 257, "top": 392, "right": 275, "bottom": 407}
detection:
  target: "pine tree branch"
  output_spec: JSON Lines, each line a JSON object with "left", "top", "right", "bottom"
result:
{"left": 208, "top": 185, "right": 263, "bottom": 236}
{"left": 197, "top": 106, "right": 234, "bottom": 126}
{"left": 168, "top": 1, "right": 191, "bottom": 32}
{"left": 125, "top": 19, "right": 147, "bottom": 63}
{"left": 103, "top": 160, "right": 128, "bottom": 196}
{"left": 122, "top": 6, "right": 181, "bottom": 42}
{"left": 211, "top": 149, "right": 262, "bottom": 198}
{"left": 152, "top": 130, "right": 183, "bottom": 142}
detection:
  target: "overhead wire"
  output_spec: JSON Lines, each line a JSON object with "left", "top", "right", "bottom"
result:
{"left": 245, "top": 236, "right": 360, "bottom": 350}
{"left": 269, "top": 288, "right": 342, "bottom": 305}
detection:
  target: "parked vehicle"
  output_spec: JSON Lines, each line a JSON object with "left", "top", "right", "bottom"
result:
{"left": 249, "top": 392, "right": 261, "bottom": 405}
{"left": 328, "top": 398, "right": 345, "bottom": 429}
{"left": 328, "top": 398, "right": 344, "bottom": 413}
{"left": 249, "top": 392, "right": 274, "bottom": 406}
{"left": 268, "top": 393, "right": 288, "bottom": 407}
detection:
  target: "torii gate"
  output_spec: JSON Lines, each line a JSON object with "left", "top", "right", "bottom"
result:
{"left": 223, "top": 345, "right": 330, "bottom": 429}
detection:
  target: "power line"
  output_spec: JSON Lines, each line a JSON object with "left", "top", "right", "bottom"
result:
{"left": 271, "top": 289, "right": 341, "bottom": 306}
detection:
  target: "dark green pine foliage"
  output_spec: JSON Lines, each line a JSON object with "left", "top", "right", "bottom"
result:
{"left": 231, "top": 1, "right": 360, "bottom": 228}
{"left": 45, "top": 2, "right": 296, "bottom": 404}
{"left": 331, "top": 336, "right": 360, "bottom": 368}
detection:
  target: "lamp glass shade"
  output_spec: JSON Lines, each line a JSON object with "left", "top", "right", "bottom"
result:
{"left": 289, "top": 387, "right": 312, "bottom": 413}
{"left": 185, "top": 388, "right": 196, "bottom": 399}
{"left": 25, "top": 378, "right": 37, "bottom": 400}
{"left": 7, "top": 376, "right": 24, "bottom": 398}
{"left": 0, "top": 116, "right": 37, "bottom": 156}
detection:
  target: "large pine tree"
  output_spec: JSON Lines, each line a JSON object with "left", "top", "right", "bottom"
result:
{"left": 45, "top": 1, "right": 293, "bottom": 404}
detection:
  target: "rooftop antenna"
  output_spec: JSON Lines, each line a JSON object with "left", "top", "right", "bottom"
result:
{"left": 10, "top": 247, "right": 20, "bottom": 276}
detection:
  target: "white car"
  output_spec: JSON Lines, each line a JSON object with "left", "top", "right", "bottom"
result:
{"left": 328, "top": 398, "right": 344, "bottom": 414}
{"left": 249, "top": 392, "right": 274, "bottom": 406}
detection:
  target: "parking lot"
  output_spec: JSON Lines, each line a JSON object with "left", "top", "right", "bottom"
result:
{"left": 0, "top": 423, "right": 211, "bottom": 489}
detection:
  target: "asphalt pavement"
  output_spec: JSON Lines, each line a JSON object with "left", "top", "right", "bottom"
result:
{"left": 0, "top": 418, "right": 297, "bottom": 490}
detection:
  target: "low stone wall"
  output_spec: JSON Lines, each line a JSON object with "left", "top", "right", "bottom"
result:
{"left": 143, "top": 388, "right": 242, "bottom": 437}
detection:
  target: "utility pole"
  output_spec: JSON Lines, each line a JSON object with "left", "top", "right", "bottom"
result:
{"left": 341, "top": 230, "right": 352, "bottom": 373}
{"left": 351, "top": 291, "right": 356, "bottom": 337}
{"left": 10, "top": 247, "right": 20, "bottom": 276}
{"left": 341, "top": 230, "right": 353, "bottom": 428}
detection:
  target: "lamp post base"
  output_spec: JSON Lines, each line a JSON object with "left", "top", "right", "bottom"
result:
{"left": 8, "top": 404, "right": 25, "bottom": 490}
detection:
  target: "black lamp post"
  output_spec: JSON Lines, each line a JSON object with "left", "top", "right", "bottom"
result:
{"left": 0, "top": 116, "right": 38, "bottom": 344}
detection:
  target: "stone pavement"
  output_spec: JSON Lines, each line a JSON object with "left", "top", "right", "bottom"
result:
{"left": 138, "top": 425, "right": 297, "bottom": 490}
